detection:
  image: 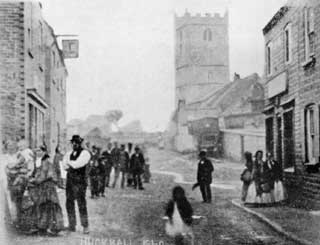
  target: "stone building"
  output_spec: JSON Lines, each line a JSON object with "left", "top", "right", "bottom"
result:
{"left": 44, "top": 23, "right": 68, "bottom": 155}
{"left": 173, "top": 11, "right": 230, "bottom": 151}
{"left": 263, "top": 0, "right": 320, "bottom": 208}
{"left": 0, "top": 2, "right": 67, "bottom": 155}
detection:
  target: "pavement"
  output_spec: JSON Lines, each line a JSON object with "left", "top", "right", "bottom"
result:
{"left": 232, "top": 199, "right": 320, "bottom": 245}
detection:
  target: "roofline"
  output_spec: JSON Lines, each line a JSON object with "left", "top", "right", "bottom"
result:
{"left": 43, "top": 21, "right": 68, "bottom": 75}
{"left": 263, "top": 6, "right": 290, "bottom": 35}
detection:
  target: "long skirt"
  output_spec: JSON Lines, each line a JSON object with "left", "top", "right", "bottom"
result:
{"left": 38, "top": 201, "right": 63, "bottom": 231}
{"left": 245, "top": 182, "right": 261, "bottom": 204}
{"left": 274, "top": 180, "right": 287, "bottom": 203}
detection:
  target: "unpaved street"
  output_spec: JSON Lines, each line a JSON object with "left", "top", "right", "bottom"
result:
{"left": 8, "top": 148, "right": 298, "bottom": 245}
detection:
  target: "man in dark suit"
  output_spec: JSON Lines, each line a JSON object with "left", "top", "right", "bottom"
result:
{"left": 63, "top": 135, "right": 91, "bottom": 234}
{"left": 130, "top": 146, "right": 145, "bottom": 190}
{"left": 193, "top": 150, "right": 214, "bottom": 203}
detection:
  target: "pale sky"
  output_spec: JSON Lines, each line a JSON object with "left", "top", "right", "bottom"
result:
{"left": 40, "top": 0, "right": 287, "bottom": 132}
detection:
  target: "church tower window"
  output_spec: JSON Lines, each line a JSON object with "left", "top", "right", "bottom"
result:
{"left": 203, "top": 28, "right": 212, "bottom": 41}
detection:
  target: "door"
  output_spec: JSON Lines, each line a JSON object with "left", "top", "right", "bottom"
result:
{"left": 283, "top": 110, "right": 294, "bottom": 168}
{"left": 266, "top": 117, "right": 274, "bottom": 155}
{"left": 277, "top": 116, "right": 282, "bottom": 166}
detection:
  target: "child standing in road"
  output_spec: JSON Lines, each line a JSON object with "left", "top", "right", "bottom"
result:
{"left": 165, "top": 186, "right": 193, "bottom": 245}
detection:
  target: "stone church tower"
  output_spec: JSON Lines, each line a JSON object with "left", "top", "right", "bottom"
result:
{"left": 175, "top": 11, "right": 229, "bottom": 106}
{"left": 172, "top": 11, "right": 229, "bottom": 151}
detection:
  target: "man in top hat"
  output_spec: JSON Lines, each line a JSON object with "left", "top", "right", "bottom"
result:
{"left": 62, "top": 135, "right": 91, "bottom": 234}
{"left": 192, "top": 150, "right": 214, "bottom": 203}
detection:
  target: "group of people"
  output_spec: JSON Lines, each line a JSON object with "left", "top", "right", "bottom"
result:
{"left": 3, "top": 140, "right": 64, "bottom": 235}
{"left": 2, "top": 134, "right": 151, "bottom": 236}
{"left": 241, "top": 150, "right": 287, "bottom": 206}
{"left": 87, "top": 141, "right": 150, "bottom": 198}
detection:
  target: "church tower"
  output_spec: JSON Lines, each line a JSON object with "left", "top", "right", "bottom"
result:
{"left": 175, "top": 11, "right": 229, "bottom": 106}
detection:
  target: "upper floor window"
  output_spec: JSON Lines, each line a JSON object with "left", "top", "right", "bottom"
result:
{"left": 284, "top": 23, "right": 292, "bottom": 63}
{"left": 266, "top": 42, "right": 272, "bottom": 75}
{"left": 203, "top": 28, "right": 212, "bottom": 41}
{"left": 179, "top": 30, "right": 183, "bottom": 42}
{"left": 208, "top": 71, "right": 213, "bottom": 82}
{"left": 39, "top": 21, "right": 43, "bottom": 46}
{"left": 52, "top": 51, "right": 56, "bottom": 67}
{"left": 304, "top": 7, "right": 315, "bottom": 60}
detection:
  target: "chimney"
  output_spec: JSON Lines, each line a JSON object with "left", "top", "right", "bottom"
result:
{"left": 234, "top": 73, "right": 240, "bottom": 81}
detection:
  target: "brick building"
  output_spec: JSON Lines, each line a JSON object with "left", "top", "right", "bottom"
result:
{"left": 173, "top": 11, "right": 230, "bottom": 151}
{"left": 0, "top": 2, "right": 67, "bottom": 155}
{"left": 263, "top": 0, "right": 320, "bottom": 208}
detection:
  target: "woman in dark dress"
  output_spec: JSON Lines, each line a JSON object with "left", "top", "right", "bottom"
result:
{"left": 240, "top": 151, "right": 253, "bottom": 202}
{"left": 20, "top": 145, "right": 64, "bottom": 235}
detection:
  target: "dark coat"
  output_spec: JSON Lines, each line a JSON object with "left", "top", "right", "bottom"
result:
{"left": 111, "top": 148, "right": 121, "bottom": 167}
{"left": 267, "top": 159, "right": 282, "bottom": 181}
{"left": 119, "top": 151, "right": 130, "bottom": 172}
{"left": 130, "top": 153, "right": 145, "bottom": 174}
{"left": 197, "top": 158, "right": 214, "bottom": 184}
{"left": 101, "top": 150, "right": 113, "bottom": 169}
{"left": 165, "top": 199, "right": 193, "bottom": 226}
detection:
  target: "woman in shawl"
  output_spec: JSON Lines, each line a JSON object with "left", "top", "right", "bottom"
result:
{"left": 20, "top": 145, "right": 64, "bottom": 235}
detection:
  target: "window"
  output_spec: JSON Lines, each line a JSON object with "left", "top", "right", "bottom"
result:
{"left": 39, "top": 21, "right": 43, "bottom": 46}
{"left": 179, "top": 30, "right": 183, "bottom": 42}
{"left": 179, "top": 44, "right": 182, "bottom": 56}
{"left": 52, "top": 51, "right": 56, "bottom": 66}
{"left": 284, "top": 23, "right": 292, "bottom": 63}
{"left": 208, "top": 71, "right": 213, "bottom": 82}
{"left": 305, "top": 105, "right": 316, "bottom": 163}
{"left": 203, "top": 28, "right": 212, "bottom": 41}
{"left": 28, "top": 104, "right": 44, "bottom": 148}
{"left": 266, "top": 42, "right": 272, "bottom": 75}
{"left": 304, "top": 7, "right": 315, "bottom": 60}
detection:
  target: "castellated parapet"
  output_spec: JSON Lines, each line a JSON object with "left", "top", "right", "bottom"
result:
{"left": 175, "top": 11, "right": 228, "bottom": 30}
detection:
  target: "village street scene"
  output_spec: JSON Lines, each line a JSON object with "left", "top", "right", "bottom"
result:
{"left": 1, "top": 0, "right": 320, "bottom": 245}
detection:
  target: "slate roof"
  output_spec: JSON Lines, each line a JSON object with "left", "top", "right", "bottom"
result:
{"left": 189, "top": 73, "right": 263, "bottom": 117}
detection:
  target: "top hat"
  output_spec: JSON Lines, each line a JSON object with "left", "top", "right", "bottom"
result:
{"left": 70, "top": 135, "right": 83, "bottom": 144}
{"left": 199, "top": 150, "right": 207, "bottom": 157}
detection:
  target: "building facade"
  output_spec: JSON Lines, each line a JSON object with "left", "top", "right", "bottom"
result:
{"left": 173, "top": 11, "right": 230, "bottom": 151}
{"left": 0, "top": 2, "right": 67, "bottom": 155}
{"left": 263, "top": 0, "right": 320, "bottom": 208}
{"left": 44, "top": 23, "right": 68, "bottom": 155}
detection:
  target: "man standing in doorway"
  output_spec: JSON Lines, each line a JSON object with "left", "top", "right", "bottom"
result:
{"left": 193, "top": 150, "right": 214, "bottom": 203}
{"left": 63, "top": 135, "right": 91, "bottom": 234}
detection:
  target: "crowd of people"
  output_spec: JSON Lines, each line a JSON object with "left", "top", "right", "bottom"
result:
{"left": 2, "top": 134, "right": 150, "bottom": 236}
{"left": 240, "top": 150, "right": 287, "bottom": 206}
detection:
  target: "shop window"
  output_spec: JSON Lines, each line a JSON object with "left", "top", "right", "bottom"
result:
{"left": 305, "top": 105, "right": 316, "bottom": 163}
{"left": 28, "top": 104, "right": 44, "bottom": 148}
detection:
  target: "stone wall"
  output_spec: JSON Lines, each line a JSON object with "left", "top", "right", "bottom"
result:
{"left": 222, "top": 129, "right": 266, "bottom": 162}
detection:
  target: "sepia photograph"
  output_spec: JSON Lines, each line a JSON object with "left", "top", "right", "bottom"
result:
{"left": 0, "top": 0, "right": 319, "bottom": 244}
